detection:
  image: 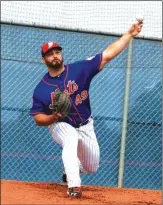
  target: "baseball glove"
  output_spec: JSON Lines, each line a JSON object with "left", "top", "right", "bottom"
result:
{"left": 52, "top": 88, "right": 72, "bottom": 118}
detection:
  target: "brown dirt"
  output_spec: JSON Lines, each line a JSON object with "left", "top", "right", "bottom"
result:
{"left": 1, "top": 180, "right": 162, "bottom": 205}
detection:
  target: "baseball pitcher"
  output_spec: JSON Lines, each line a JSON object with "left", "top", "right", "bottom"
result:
{"left": 30, "top": 22, "right": 143, "bottom": 198}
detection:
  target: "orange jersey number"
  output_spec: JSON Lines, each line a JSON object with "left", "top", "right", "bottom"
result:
{"left": 75, "top": 90, "right": 88, "bottom": 105}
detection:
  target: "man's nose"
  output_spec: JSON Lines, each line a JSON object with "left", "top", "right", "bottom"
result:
{"left": 51, "top": 50, "right": 57, "bottom": 57}
{"left": 52, "top": 52, "right": 57, "bottom": 57}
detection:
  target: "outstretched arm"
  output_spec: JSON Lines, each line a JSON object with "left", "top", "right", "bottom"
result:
{"left": 99, "top": 21, "right": 143, "bottom": 70}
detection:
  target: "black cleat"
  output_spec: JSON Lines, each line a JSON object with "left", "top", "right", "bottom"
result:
{"left": 62, "top": 172, "right": 67, "bottom": 183}
{"left": 67, "top": 187, "right": 82, "bottom": 198}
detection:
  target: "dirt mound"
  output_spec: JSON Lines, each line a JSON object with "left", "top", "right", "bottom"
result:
{"left": 1, "top": 180, "right": 162, "bottom": 205}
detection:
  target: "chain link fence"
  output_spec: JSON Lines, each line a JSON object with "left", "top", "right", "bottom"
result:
{"left": 1, "top": 23, "right": 162, "bottom": 189}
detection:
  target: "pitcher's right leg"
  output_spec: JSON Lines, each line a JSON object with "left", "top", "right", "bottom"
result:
{"left": 49, "top": 122, "right": 81, "bottom": 188}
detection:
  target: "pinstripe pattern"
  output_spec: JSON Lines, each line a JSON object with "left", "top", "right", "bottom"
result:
{"left": 48, "top": 118, "right": 99, "bottom": 188}
{"left": 77, "top": 118, "right": 100, "bottom": 173}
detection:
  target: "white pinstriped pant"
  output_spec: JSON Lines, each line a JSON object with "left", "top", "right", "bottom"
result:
{"left": 48, "top": 118, "right": 100, "bottom": 188}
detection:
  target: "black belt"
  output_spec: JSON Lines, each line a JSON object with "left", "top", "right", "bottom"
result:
{"left": 73, "top": 117, "right": 92, "bottom": 128}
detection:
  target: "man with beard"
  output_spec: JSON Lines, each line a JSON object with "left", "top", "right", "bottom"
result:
{"left": 30, "top": 21, "right": 143, "bottom": 198}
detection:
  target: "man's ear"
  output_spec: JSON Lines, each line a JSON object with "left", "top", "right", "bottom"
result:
{"left": 42, "top": 57, "right": 45, "bottom": 64}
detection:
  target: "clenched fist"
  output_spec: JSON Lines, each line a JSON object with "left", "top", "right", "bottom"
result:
{"left": 128, "top": 21, "right": 143, "bottom": 37}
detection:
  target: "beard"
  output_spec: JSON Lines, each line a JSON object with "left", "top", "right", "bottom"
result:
{"left": 45, "top": 58, "right": 63, "bottom": 70}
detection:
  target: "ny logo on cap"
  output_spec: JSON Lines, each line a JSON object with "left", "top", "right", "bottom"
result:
{"left": 48, "top": 42, "right": 53, "bottom": 48}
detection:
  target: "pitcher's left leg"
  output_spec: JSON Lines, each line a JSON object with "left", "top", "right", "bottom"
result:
{"left": 77, "top": 119, "right": 100, "bottom": 173}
